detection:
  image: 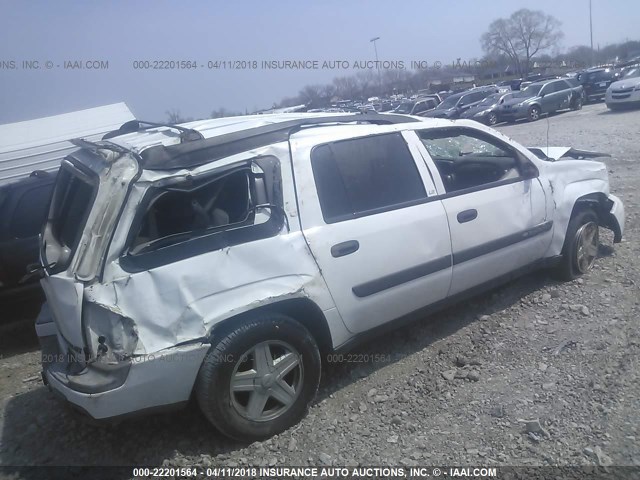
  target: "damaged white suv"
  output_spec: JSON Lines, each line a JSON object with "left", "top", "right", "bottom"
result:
{"left": 36, "top": 113, "right": 624, "bottom": 441}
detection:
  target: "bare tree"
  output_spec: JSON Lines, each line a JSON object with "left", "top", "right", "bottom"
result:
{"left": 332, "top": 76, "right": 360, "bottom": 100}
{"left": 165, "top": 108, "right": 185, "bottom": 124}
{"left": 210, "top": 108, "right": 242, "bottom": 119}
{"left": 481, "top": 9, "right": 563, "bottom": 76}
{"left": 355, "top": 70, "right": 377, "bottom": 98}
{"left": 298, "top": 84, "right": 325, "bottom": 107}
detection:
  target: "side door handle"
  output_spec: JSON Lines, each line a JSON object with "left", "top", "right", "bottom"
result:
{"left": 457, "top": 209, "right": 478, "bottom": 223}
{"left": 331, "top": 240, "right": 360, "bottom": 258}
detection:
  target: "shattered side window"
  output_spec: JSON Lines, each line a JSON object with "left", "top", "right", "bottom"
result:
{"left": 130, "top": 169, "right": 255, "bottom": 254}
{"left": 421, "top": 135, "right": 505, "bottom": 159}
{"left": 419, "top": 129, "right": 524, "bottom": 193}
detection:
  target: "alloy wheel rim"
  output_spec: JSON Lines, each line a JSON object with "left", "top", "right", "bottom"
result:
{"left": 530, "top": 108, "right": 540, "bottom": 120}
{"left": 488, "top": 113, "right": 498, "bottom": 125}
{"left": 574, "top": 221, "right": 599, "bottom": 273}
{"left": 230, "top": 340, "right": 304, "bottom": 422}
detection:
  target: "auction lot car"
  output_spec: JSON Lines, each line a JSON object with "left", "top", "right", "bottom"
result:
{"left": 605, "top": 66, "right": 640, "bottom": 110}
{"left": 499, "top": 78, "right": 583, "bottom": 122}
{"left": 36, "top": 113, "right": 624, "bottom": 441}
{"left": 577, "top": 67, "right": 619, "bottom": 103}
{"left": 421, "top": 87, "right": 498, "bottom": 119}
{"left": 459, "top": 92, "right": 515, "bottom": 125}
{"left": 0, "top": 171, "right": 56, "bottom": 295}
{"left": 392, "top": 97, "right": 439, "bottom": 116}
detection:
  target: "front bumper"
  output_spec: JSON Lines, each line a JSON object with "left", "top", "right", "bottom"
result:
{"left": 498, "top": 106, "right": 527, "bottom": 120}
{"left": 606, "top": 88, "right": 640, "bottom": 106}
{"left": 37, "top": 304, "right": 209, "bottom": 419}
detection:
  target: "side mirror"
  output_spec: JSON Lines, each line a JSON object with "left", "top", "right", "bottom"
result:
{"left": 539, "top": 92, "right": 545, "bottom": 98}
{"left": 521, "top": 162, "right": 539, "bottom": 179}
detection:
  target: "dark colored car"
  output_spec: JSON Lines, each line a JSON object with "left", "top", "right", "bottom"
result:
{"left": 392, "top": 97, "right": 438, "bottom": 116}
{"left": 498, "top": 79, "right": 583, "bottom": 122}
{"left": 0, "top": 171, "right": 56, "bottom": 297}
{"left": 460, "top": 92, "right": 515, "bottom": 125}
{"left": 421, "top": 87, "right": 498, "bottom": 119}
{"left": 577, "top": 67, "right": 620, "bottom": 102}
{"left": 498, "top": 79, "right": 523, "bottom": 90}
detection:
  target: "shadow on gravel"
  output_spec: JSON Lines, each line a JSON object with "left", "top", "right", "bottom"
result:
{"left": 0, "top": 388, "right": 244, "bottom": 474}
{"left": 0, "top": 288, "right": 44, "bottom": 357}
{"left": 315, "top": 269, "right": 558, "bottom": 402}
{"left": 0, "top": 268, "right": 563, "bottom": 471}
{"left": 597, "top": 106, "right": 640, "bottom": 115}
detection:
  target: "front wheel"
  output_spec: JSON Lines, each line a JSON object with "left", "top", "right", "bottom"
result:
{"left": 555, "top": 209, "right": 599, "bottom": 280}
{"left": 195, "top": 313, "right": 321, "bottom": 441}
{"left": 486, "top": 112, "right": 498, "bottom": 126}
{"left": 528, "top": 105, "right": 541, "bottom": 121}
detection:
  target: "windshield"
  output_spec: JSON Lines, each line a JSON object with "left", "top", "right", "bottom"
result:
{"left": 514, "top": 84, "right": 542, "bottom": 98}
{"left": 394, "top": 101, "right": 414, "bottom": 113}
{"left": 622, "top": 67, "right": 640, "bottom": 79}
{"left": 583, "top": 70, "right": 610, "bottom": 82}
{"left": 437, "top": 95, "right": 459, "bottom": 109}
{"left": 477, "top": 94, "right": 501, "bottom": 106}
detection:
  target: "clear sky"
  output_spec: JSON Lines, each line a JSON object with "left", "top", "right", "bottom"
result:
{"left": 0, "top": 0, "right": 637, "bottom": 124}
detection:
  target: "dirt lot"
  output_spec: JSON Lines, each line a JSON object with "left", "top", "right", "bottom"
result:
{"left": 0, "top": 103, "right": 639, "bottom": 473}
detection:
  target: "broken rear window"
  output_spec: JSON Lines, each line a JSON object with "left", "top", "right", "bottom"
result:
{"left": 131, "top": 169, "right": 254, "bottom": 254}
{"left": 45, "top": 164, "right": 97, "bottom": 272}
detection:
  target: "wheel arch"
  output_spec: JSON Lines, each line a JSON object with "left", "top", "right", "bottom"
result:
{"left": 569, "top": 192, "right": 622, "bottom": 243}
{"left": 206, "top": 297, "right": 334, "bottom": 357}
{"left": 551, "top": 190, "right": 619, "bottom": 256}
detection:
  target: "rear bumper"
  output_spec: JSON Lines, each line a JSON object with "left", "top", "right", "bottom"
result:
{"left": 37, "top": 304, "right": 209, "bottom": 420}
{"left": 585, "top": 91, "right": 606, "bottom": 102}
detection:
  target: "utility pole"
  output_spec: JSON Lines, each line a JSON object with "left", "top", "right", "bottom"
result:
{"left": 370, "top": 37, "right": 382, "bottom": 91}
{"left": 589, "top": 0, "right": 594, "bottom": 65}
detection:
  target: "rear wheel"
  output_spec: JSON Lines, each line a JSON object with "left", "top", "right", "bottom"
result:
{"left": 572, "top": 96, "right": 583, "bottom": 110}
{"left": 195, "top": 313, "right": 321, "bottom": 441}
{"left": 528, "top": 105, "right": 541, "bottom": 121}
{"left": 555, "top": 209, "right": 599, "bottom": 280}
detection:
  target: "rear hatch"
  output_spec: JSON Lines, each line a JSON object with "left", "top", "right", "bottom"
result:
{"left": 40, "top": 160, "right": 98, "bottom": 358}
{"left": 39, "top": 144, "right": 139, "bottom": 361}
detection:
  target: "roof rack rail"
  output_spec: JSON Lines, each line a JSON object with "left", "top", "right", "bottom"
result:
{"left": 140, "top": 113, "right": 419, "bottom": 170}
{"left": 102, "top": 120, "right": 204, "bottom": 142}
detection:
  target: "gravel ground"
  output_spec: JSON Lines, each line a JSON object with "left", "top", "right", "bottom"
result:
{"left": 0, "top": 103, "right": 639, "bottom": 473}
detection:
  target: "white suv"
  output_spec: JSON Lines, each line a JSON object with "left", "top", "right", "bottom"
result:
{"left": 36, "top": 113, "right": 624, "bottom": 441}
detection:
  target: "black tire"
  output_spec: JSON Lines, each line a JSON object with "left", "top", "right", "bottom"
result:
{"left": 571, "top": 96, "right": 583, "bottom": 110}
{"left": 486, "top": 112, "right": 498, "bottom": 126}
{"left": 528, "top": 105, "right": 541, "bottom": 122}
{"left": 554, "top": 209, "right": 600, "bottom": 281}
{"left": 195, "top": 313, "right": 321, "bottom": 441}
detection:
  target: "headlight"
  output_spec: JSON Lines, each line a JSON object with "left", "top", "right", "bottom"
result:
{"left": 474, "top": 110, "right": 489, "bottom": 117}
